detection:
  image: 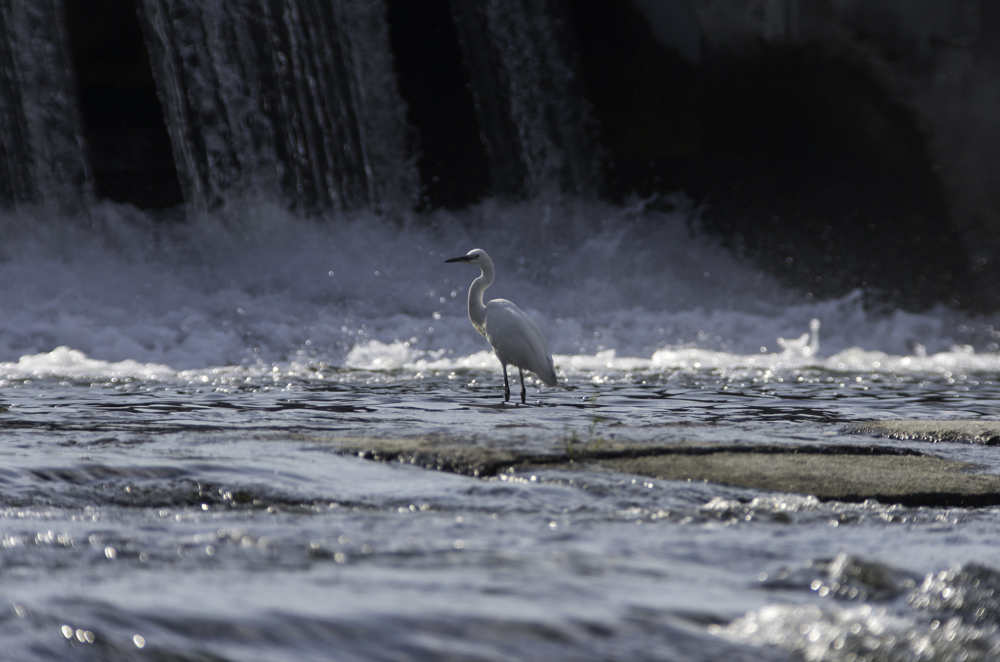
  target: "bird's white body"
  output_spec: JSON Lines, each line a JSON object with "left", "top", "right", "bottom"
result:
{"left": 446, "top": 249, "right": 556, "bottom": 402}
{"left": 478, "top": 299, "right": 557, "bottom": 386}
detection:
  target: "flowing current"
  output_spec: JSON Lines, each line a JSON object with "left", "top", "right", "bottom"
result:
{"left": 3, "top": 197, "right": 1000, "bottom": 661}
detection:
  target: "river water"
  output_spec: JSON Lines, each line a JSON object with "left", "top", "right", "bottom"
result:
{"left": 3, "top": 198, "right": 1000, "bottom": 661}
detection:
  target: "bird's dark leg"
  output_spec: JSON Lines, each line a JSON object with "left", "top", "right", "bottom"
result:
{"left": 502, "top": 364, "right": 510, "bottom": 402}
{"left": 518, "top": 368, "right": 526, "bottom": 404}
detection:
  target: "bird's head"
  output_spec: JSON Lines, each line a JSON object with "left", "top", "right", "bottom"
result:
{"left": 444, "top": 248, "right": 491, "bottom": 267}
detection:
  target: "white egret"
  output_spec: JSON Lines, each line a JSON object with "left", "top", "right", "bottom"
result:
{"left": 445, "top": 249, "right": 557, "bottom": 403}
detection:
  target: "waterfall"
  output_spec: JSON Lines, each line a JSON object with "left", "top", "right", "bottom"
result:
{"left": 135, "top": 0, "right": 416, "bottom": 216}
{"left": 0, "top": 0, "right": 89, "bottom": 213}
{"left": 449, "top": 0, "right": 597, "bottom": 199}
{"left": 0, "top": 0, "right": 598, "bottom": 217}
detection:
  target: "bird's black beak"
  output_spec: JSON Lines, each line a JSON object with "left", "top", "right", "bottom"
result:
{"left": 444, "top": 255, "right": 474, "bottom": 263}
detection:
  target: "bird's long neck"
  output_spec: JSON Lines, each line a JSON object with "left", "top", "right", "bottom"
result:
{"left": 467, "top": 263, "right": 493, "bottom": 336}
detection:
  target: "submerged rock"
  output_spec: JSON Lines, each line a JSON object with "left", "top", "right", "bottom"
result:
{"left": 327, "top": 434, "right": 1000, "bottom": 508}
{"left": 845, "top": 420, "right": 1000, "bottom": 446}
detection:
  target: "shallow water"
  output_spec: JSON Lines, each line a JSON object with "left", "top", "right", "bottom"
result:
{"left": 3, "top": 365, "right": 1000, "bottom": 661}
{"left": 3, "top": 200, "right": 1000, "bottom": 660}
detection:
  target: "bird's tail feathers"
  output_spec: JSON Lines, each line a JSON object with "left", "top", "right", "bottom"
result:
{"left": 538, "top": 356, "right": 558, "bottom": 387}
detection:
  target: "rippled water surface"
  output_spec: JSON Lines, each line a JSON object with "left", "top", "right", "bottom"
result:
{"left": 4, "top": 364, "right": 1000, "bottom": 662}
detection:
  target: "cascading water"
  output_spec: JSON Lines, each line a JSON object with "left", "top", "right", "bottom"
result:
{"left": 449, "top": 0, "right": 598, "bottom": 198}
{"left": 135, "top": 0, "right": 416, "bottom": 215}
{"left": 1, "top": 0, "right": 598, "bottom": 217}
{"left": 0, "top": 0, "right": 89, "bottom": 214}
{"left": 0, "top": 0, "right": 996, "bottom": 374}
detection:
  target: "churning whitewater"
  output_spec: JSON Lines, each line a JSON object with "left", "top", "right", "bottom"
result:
{"left": 1, "top": 197, "right": 998, "bottom": 385}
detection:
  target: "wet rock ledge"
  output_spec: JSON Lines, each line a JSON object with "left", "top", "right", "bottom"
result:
{"left": 325, "top": 426, "right": 1000, "bottom": 509}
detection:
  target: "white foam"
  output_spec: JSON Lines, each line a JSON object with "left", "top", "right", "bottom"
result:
{"left": 716, "top": 600, "right": 998, "bottom": 661}
{"left": 319, "top": 331, "right": 1000, "bottom": 384}
{"left": 823, "top": 345, "right": 1000, "bottom": 375}
{"left": 0, "top": 346, "right": 174, "bottom": 381}
{"left": 344, "top": 339, "right": 416, "bottom": 371}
